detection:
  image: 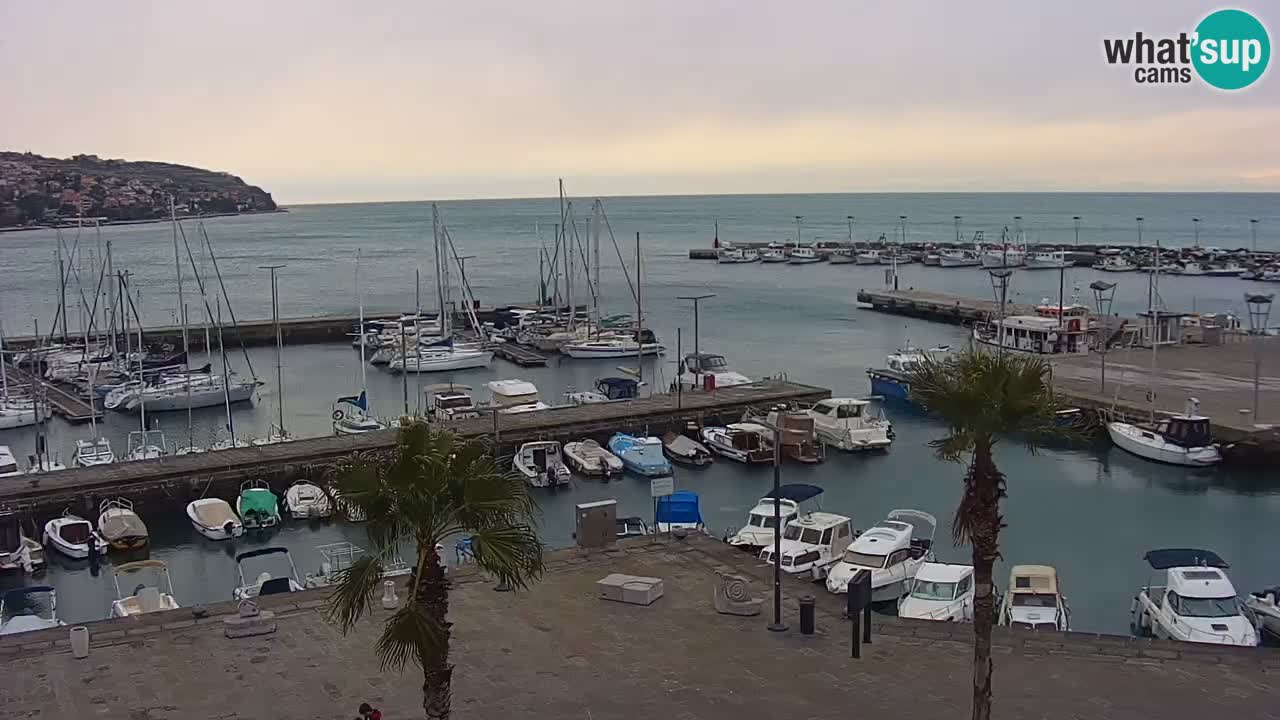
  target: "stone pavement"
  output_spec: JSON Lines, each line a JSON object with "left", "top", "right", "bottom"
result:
{"left": 2, "top": 535, "right": 1278, "bottom": 719}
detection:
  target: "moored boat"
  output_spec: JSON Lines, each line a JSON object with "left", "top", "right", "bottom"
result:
{"left": 43, "top": 512, "right": 108, "bottom": 559}
{"left": 233, "top": 547, "right": 305, "bottom": 600}
{"left": 997, "top": 564, "right": 1070, "bottom": 631}
{"left": 238, "top": 479, "right": 282, "bottom": 529}
{"left": 186, "top": 498, "right": 244, "bottom": 541}
{"left": 285, "top": 480, "right": 332, "bottom": 520}
{"left": 110, "top": 560, "right": 180, "bottom": 618}
{"left": 97, "top": 498, "right": 148, "bottom": 551}
{"left": 1106, "top": 398, "right": 1221, "bottom": 467}
{"left": 0, "top": 511, "right": 44, "bottom": 573}
{"left": 805, "top": 397, "right": 893, "bottom": 451}
{"left": 563, "top": 439, "right": 623, "bottom": 478}
{"left": 825, "top": 509, "right": 937, "bottom": 600}
{"left": 726, "top": 483, "right": 822, "bottom": 551}
{"left": 1131, "top": 548, "right": 1257, "bottom": 646}
{"left": 607, "top": 433, "right": 672, "bottom": 476}
{"left": 898, "top": 563, "right": 976, "bottom": 622}
{"left": 700, "top": 424, "right": 772, "bottom": 463}
{"left": 513, "top": 440, "right": 572, "bottom": 488}
{"left": 0, "top": 586, "right": 65, "bottom": 636}
{"left": 73, "top": 438, "right": 115, "bottom": 467}
{"left": 661, "top": 431, "right": 713, "bottom": 468}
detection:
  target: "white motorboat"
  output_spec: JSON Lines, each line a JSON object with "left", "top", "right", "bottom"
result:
{"left": 0, "top": 586, "right": 65, "bottom": 636}
{"left": 73, "top": 438, "right": 115, "bottom": 467}
{"left": 758, "top": 511, "right": 855, "bottom": 580}
{"left": 899, "top": 563, "right": 976, "bottom": 622}
{"left": 675, "top": 352, "right": 753, "bottom": 391}
{"left": 878, "top": 249, "right": 913, "bottom": 265}
{"left": 561, "top": 335, "right": 664, "bottom": 359}
{"left": 0, "top": 445, "right": 20, "bottom": 479}
{"left": 424, "top": 384, "right": 480, "bottom": 423}
{"left": 250, "top": 425, "right": 293, "bottom": 446}
{"left": 726, "top": 483, "right": 822, "bottom": 551}
{"left": 1131, "top": 548, "right": 1257, "bottom": 646}
{"left": 981, "top": 247, "right": 1025, "bottom": 268}
{"left": 513, "top": 441, "right": 571, "bottom": 488}
{"left": 1025, "top": 250, "right": 1069, "bottom": 269}
{"left": 854, "top": 249, "right": 881, "bottom": 265}
{"left": 388, "top": 346, "right": 493, "bottom": 373}
{"left": 233, "top": 547, "right": 305, "bottom": 600}
{"left": 825, "top": 509, "right": 937, "bottom": 601}
{"left": 111, "top": 560, "right": 180, "bottom": 618}
{"left": 998, "top": 564, "right": 1070, "bottom": 631}
{"left": 805, "top": 397, "right": 892, "bottom": 451}
{"left": 1095, "top": 255, "right": 1137, "bottom": 272}
{"left": 26, "top": 456, "right": 66, "bottom": 474}
{"left": 186, "top": 498, "right": 244, "bottom": 541}
{"left": 1107, "top": 397, "right": 1221, "bottom": 467}
{"left": 717, "top": 247, "right": 760, "bottom": 264}
{"left": 563, "top": 439, "right": 623, "bottom": 478}
{"left": 125, "top": 430, "right": 167, "bottom": 461}
{"left": 302, "top": 542, "right": 412, "bottom": 589}
{"left": 788, "top": 246, "right": 823, "bottom": 264}
{"left": 1244, "top": 587, "right": 1280, "bottom": 640}
{"left": 616, "top": 516, "right": 652, "bottom": 539}
{"left": 938, "top": 249, "right": 981, "bottom": 267}
{"left": 1204, "top": 261, "right": 1244, "bottom": 277}
{"left": 0, "top": 511, "right": 44, "bottom": 573}
{"left": 285, "top": 480, "right": 333, "bottom": 520}
{"left": 661, "top": 431, "right": 713, "bottom": 468}
{"left": 98, "top": 497, "right": 149, "bottom": 551}
{"left": 174, "top": 444, "right": 206, "bottom": 456}
{"left": 760, "top": 249, "right": 788, "bottom": 263}
{"left": 972, "top": 315, "right": 1091, "bottom": 357}
{"left": 209, "top": 437, "right": 251, "bottom": 451}
{"left": 701, "top": 424, "right": 772, "bottom": 464}
{"left": 487, "top": 379, "right": 552, "bottom": 414}
{"left": 564, "top": 377, "right": 642, "bottom": 405}
{"left": 238, "top": 479, "right": 282, "bottom": 529}
{"left": 43, "top": 512, "right": 108, "bottom": 560}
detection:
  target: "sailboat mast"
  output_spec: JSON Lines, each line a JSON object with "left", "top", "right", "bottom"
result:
{"left": 357, "top": 249, "right": 368, "bottom": 394}
{"left": 0, "top": 320, "right": 8, "bottom": 402}
{"left": 432, "top": 205, "right": 446, "bottom": 335}
{"left": 1149, "top": 224, "right": 1160, "bottom": 422}
{"left": 273, "top": 268, "right": 284, "bottom": 434}
{"left": 636, "top": 232, "right": 643, "bottom": 385}
{"left": 171, "top": 198, "right": 193, "bottom": 444}
{"left": 217, "top": 296, "right": 234, "bottom": 443}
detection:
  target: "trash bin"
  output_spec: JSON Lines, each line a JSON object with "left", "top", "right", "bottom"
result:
{"left": 799, "top": 595, "right": 816, "bottom": 635}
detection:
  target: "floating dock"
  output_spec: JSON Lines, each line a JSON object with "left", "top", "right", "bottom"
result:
{"left": 0, "top": 380, "right": 830, "bottom": 516}
{"left": 856, "top": 288, "right": 1032, "bottom": 325}
{"left": 492, "top": 343, "right": 550, "bottom": 367}
{"left": 2, "top": 364, "right": 96, "bottom": 424}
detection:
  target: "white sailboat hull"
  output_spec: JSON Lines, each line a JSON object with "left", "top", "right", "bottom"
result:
{"left": 389, "top": 350, "right": 492, "bottom": 373}
{"left": 0, "top": 406, "right": 37, "bottom": 430}
{"left": 938, "top": 255, "right": 980, "bottom": 267}
{"left": 1107, "top": 422, "right": 1221, "bottom": 467}
{"left": 561, "top": 342, "right": 664, "bottom": 359}
{"left": 123, "top": 382, "right": 257, "bottom": 412}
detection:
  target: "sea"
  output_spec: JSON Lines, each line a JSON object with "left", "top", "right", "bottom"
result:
{"left": 1, "top": 192, "right": 1278, "bottom": 635}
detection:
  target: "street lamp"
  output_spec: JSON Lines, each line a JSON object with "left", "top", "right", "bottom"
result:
{"left": 1091, "top": 280, "right": 1118, "bottom": 391}
{"left": 794, "top": 216, "right": 803, "bottom": 247}
{"left": 1192, "top": 217, "right": 1201, "bottom": 248}
{"left": 676, "top": 294, "right": 715, "bottom": 381}
{"left": 1073, "top": 216, "right": 1081, "bottom": 246}
{"left": 1244, "top": 293, "right": 1274, "bottom": 425}
{"left": 899, "top": 215, "right": 908, "bottom": 245}
{"left": 846, "top": 216, "right": 855, "bottom": 245}
{"left": 1251, "top": 219, "right": 1259, "bottom": 254}
{"left": 954, "top": 215, "right": 962, "bottom": 244}
{"left": 988, "top": 269, "right": 1013, "bottom": 358}
{"left": 754, "top": 418, "right": 802, "bottom": 634}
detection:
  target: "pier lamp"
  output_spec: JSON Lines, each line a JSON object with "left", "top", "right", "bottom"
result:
{"left": 1244, "top": 293, "right": 1274, "bottom": 424}
{"left": 1193, "top": 218, "right": 1201, "bottom": 248}
{"left": 847, "top": 216, "right": 855, "bottom": 245}
{"left": 987, "top": 269, "right": 1013, "bottom": 358}
{"left": 1073, "top": 216, "right": 1081, "bottom": 246}
{"left": 1251, "top": 219, "right": 1259, "bottom": 254}
{"left": 795, "top": 216, "right": 803, "bottom": 246}
{"left": 954, "top": 215, "right": 962, "bottom": 244}
{"left": 258, "top": 264, "right": 287, "bottom": 430}
{"left": 755, "top": 418, "right": 799, "bottom": 634}
{"left": 1090, "top": 280, "right": 1117, "bottom": 391}
{"left": 899, "top": 215, "right": 908, "bottom": 245}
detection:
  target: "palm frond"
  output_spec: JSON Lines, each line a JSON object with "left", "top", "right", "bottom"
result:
{"left": 375, "top": 603, "right": 445, "bottom": 672}
{"left": 322, "top": 555, "right": 387, "bottom": 633}
{"left": 468, "top": 524, "right": 545, "bottom": 590}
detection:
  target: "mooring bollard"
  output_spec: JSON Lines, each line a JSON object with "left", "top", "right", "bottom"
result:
{"left": 799, "top": 595, "right": 815, "bottom": 635}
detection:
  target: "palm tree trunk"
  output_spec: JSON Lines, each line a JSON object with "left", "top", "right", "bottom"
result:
{"left": 419, "top": 545, "right": 453, "bottom": 720}
{"left": 966, "top": 441, "right": 1005, "bottom": 720}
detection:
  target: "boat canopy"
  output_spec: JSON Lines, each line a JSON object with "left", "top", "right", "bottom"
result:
{"left": 596, "top": 377, "right": 638, "bottom": 400}
{"left": 114, "top": 559, "right": 170, "bottom": 575}
{"left": 1009, "top": 565, "right": 1059, "bottom": 595}
{"left": 763, "top": 483, "right": 824, "bottom": 503}
{"left": 239, "top": 487, "right": 278, "bottom": 519}
{"left": 656, "top": 491, "right": 703, "bottom": 525}
{"left": 236, "top": 547, "right": 292, "bottom": 563}
{"left": 1143, "top": 548, "right": 1228, "bottom": 570}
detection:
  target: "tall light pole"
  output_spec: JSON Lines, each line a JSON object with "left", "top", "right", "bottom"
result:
{"left": 1192, "top": 217, "right": 1201, "bottom": 248}
{"left": 1250, "top": 219, "right": 1259, "bottom": 254}
{"left": 1091, "top": 280, "right": 1117, "bottom": 391}
{"left": 954, "top": 215, "right": 962, "bottom": 244}
{"left": 846, "top": 216, "right": 855, "bottom": 246}
{"left": 1245, "top": 293, "right": 1273, "bottom": 425}
{"left": 1073, "top": 216, "right": 1081, "bottom": 246}
{"left": 987, "top": 269, "right": 1013, "bottom": 358}
{"left": 794, "top": 216, "right": 803, "bottom": 247}
{"left": 676, "top": 294, "right": 715, "bottom": 386}
{"left": 259, "top": 264, "right": 287, "bottom": 435}
{"left": 757, "top": 419, "right": 792, "bottom": 633}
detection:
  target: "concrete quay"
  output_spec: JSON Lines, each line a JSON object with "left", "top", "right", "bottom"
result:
{"left": 1, "top": 534, "right": 1275, "bottom": 719}
{"left": 0, "top": 380, "right": 829, "bottom": 517}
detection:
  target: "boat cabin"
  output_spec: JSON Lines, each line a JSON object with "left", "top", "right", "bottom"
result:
{"left": 424, "top": 384, "right": 478, "bottom": 422}
{"left": 679, "top": 353, "right": 752, "bottom": 390}
{"left": 596, "top": 377, "right": 639, "bottom": 400}
{"left": 975, "top": 315, "right": 1089, "bottom": 355}
{"left": 999, "top": 565, "right": 1069, "bottom": 631}
{"left": 728, "top": 483, "right": 823, "bottom": 549}
{"left": 1136, "top": 310, "right": 1185, "bottom": 347}
{"left": 899, "top": 563, "right": 976, "bottom": 622}
{"left": 759, "top": 511, "right": 855, "bottom": 579}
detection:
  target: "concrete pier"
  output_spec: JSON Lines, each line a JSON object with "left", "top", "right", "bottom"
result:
{"left": 856, "top": 288, "right": 1033, "bottom": 325}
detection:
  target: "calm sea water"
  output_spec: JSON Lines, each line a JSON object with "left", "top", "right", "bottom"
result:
{"left": 2, "top": 193, "right": 1278, "bottom": 635}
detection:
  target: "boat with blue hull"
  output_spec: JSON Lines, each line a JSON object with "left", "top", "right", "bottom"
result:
{"left": 608, "top": 433, "right": 673, "bottom": 477}
{"left": 866, "top": 345, "right": 949, "bottom": 405}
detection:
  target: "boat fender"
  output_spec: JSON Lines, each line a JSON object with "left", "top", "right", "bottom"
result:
{"left": 332, "top": 409, "right": 344, "bottom": 420}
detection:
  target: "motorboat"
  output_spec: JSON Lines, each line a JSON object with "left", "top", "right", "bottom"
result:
{"left": 43, "top": 511, "right": 108, "bottom": 560}
{"left": 565, "top": 377, "right": 642, "bottom": 405}
{"left": 285, "top": 480, "right": 333, "bottom": 519}
{"left": 97, "top": 497, "right": 149, "bottom": 551}
{"left": 867, "top": 344, "right": 950, "bottom": 402}
{"left": 233, "top": 547, "right": 305, "bottom": 600}
{"left": 854, "top": 249, "right": 881, "bottom": 265}
{"left": 757, "top": 407, "right": 824, "bottom": 463}
{"left": 423, "top": 384, "right": 480, "bottom": 422}
{"left": 716, "top": 247, "right": 760, "bottom": 264}
{"left": 186, "top": 498, "right": 244, "bottom": 541}
{"left": 563, "top": 439, "right": 623, "bottom": 478}
{"left": 388, "top": 345, "right": 493, "bottom": 373}
{"left": 1131, "top": 548, "right": 1257, "bottom": 646}
{"left": 661, "top": 431, "right": 713, "bottom": 468}
{"left": 1094, "top": 255, "right": 1138, "bottom": 272}
{"left": 898, "top": 563, "right": 976, "bottom": 622}
{"left": 110, "top": 560, "right": 180, "bottom": 618}
{"left": 238, "top": 479, "right": 282, "bottom": 529}
{"left": 0, "top": 586, "right": 65, "bottom": 636}
{"left": 655, "top": 490, "right": 706, "bottom": 534}
{"left": 972, "top": 315, "right": 1091, "bottom": 356}
{"left": 921, "top": 252, "right": 941, "bottom": 266}
{"left": 332, "top": 391, "right": 386, "bottom": 435}
{"left": 726, "top": 483, "right": 822, "bottom": 551}
{"left": 938, "top": 249, "right": 981, "bottom": 267}
{"left": 0, "top": 511, "right": 44, "bottom": 573}
{"left": 675, "top": 352, "right": 753, "bottom": 391}
{"left": 125, "top": 430, "right": 167, "bottom": 461}
{"left": 209, "top": 437, "right": 251, "bottom": 452}
{"left": 805, "top": 398, "right": 893, "bottom": 451}
{"left": 0, "top": 445, "right": 19, "bottom": 478}
{"left": 73, "top": 438, "right": 115, "bottom": 467}
{"left": 998, "top": 565, "right": 1070, "bottom": 631}
{"left": 302, "top": 542, "right": 412, "bottom": 589}
{"left": 981, "top": 247, "right": 1025, "bottom": 268}
{"left": 1244, "top": 587, "right": 1280, "bottom": 640}
{"left": 702, "top": 423, "right": 773, "bottom": 464}
{"left": 615, "top": 516, "right": 652, "bottom": 539}
{"left": 825, "top": 509, "right": 937, "bottom": 600}
{"left": 1025, "top": 250, "right": 1070, "bottom": 269}
{"left": 1107, "top": 397, "right": 1221, "bottom": 467}
{"left": 561, "top": 333, "right": 664, "bottom": 359}
{"left": 788, "top": 246, "right": 823, "bottom": 264}
{"left": 758, "top": 511, "right": 855, "bottom": 580}
{"left": 607, "top": 433, "right": 672, "bottom": 477}
{"left": 513, "top": 441, "right": 571, "bottom": 488}
{"left": 251, "top": 425, "right": 293, "bottom": 446}
{"left": 488, "top": 379, "right": 552, "bottom": 414}
{"left": 760, "top": 248, "right": 788, "bottom": 263}
{"left": 174, "top": 444, "right": 206, "bottom": 456}
{"left": 1204, "top": 261, "right": 1244, "bottom": 277}
{"left": 877, "top": 249, "right": 914, "bottom": 265}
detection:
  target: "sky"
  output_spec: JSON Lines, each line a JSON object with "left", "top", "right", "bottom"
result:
{"left": 2, "top": 1, "right": 1277, "bottom": 204}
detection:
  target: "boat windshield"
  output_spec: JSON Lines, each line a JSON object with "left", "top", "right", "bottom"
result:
{"left": 842, "top": 550, "right": 887, "bottom": 568}
{"left": 0, "top": 461, "right": 18, "bottom": 475}
{"left": 702, "top": 355, "right": 727, "bottom": 370}
{"left": 748, "top": 513, "right": 779, "bottom": 528}
{"left": 1011, "top": 593, "right": 1058, "bottom": 608}
{"left": 1173, "top": 594, "right": 1240, "bottom": 618}
{"left": 911, "top": 580, "right": 958, "bottom": 601}
{"left": 783, "top": 525, "right": 822, "bottom": 545}
{"left": 436, "top": 396, "right": 473, "bottom": 410}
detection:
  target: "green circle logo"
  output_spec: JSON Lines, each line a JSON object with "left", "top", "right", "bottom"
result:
{"left": 1192, "top": 9, "right": 1270, "bottom": 90}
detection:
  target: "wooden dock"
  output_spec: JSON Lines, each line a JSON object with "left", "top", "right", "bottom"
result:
{"left": 0, "top": 380, "right": 830, "bottom": 516}
{"left": 2, "top": 364, "right": 96, "bottom": 424}
{"left": 856, "top": 288, "right": 1033, "bottom": 325}
{"left": 493, "top": 343, "right": 549, "bottom": 367}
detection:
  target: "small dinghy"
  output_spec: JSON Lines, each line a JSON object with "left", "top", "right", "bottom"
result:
{"left": 186, "top": 498, "right": 244, "bottom": 541}
{"left": 97, "top": 497, "right": 149, "bottom": 551}
{"left": 111, "top": 560, "right": 180, "bottom": 618}
{"left": 513, "top": 441, "right": 572, "bottom": 488}
{"left": 42, "top": 511, "right": 108, "bottom": 559}
{"left": 237, "top": 480, "right": 281, "bottom": 530}
{"left": 661, "top": 431, "right": 713, "bottom": 468}
{"left": 563, "top": 439, "right": 623, "bottom": 478}
{"left": 233, "top": 547, "right": 305, "bottom": 600}
{"left": 607, "top": 433, "right": 673, "bottom": 477}
{"left": 285, "top": 480, "right": 333, "bottom": 519}
{"left": 0, "top": 586, "right": 65, "bottom": 636}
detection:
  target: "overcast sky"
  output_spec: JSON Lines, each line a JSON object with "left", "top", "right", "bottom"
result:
{"left": 3, "top": 1, "right": 1276, "bottom": 203}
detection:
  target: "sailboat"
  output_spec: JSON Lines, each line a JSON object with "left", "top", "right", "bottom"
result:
{"left": 334, "top": 251, "right": 386, "bottom": 435}
{"left": 253, "top": 267, "right": 293, "bottom": 445}
{"left": 0, "top": 323, "right": 37, "bottom": 430}
{"left": 73, "top": 359, "right": 115, "bottom": 467}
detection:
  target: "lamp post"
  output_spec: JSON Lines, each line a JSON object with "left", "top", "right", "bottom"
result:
{"left": 1091, "top": 280, "right": 1117, "bottom": 391}
{"left": 1192, "top": 217, "right": 1201, "bottom": 248}
{"left": 1073, "top": 216, "right": 1081, "bottom": 246}
{"left": 954, "top": 215, "right": 962, "bottom": 244}
{"left": 676, "top": 294, "right": 715, "bottom": 387}
{"left": 794, "top": 216, "right": 803, "bottom": 247}
{"left": 1251, "top": 219, "right": 1259, "bottom": 254}
{"left": 988, "top": 269, "right": 1013, "bottom": 358}
{"left": 755, "top": 418, "right": 796, "bottom": 633}
{"left": 1245, "top": 293, "right": 1273, "bottom": 425}
{"left": 847, "top": 216, "right": 855, "bottom": 245}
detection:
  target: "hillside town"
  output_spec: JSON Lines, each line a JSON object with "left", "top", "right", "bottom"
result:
{"left": 0, "top": 151, "right": 278, "bottom": 228}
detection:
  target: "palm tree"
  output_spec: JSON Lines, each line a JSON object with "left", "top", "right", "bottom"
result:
{"left": 907, "top": 350, "right": 1063, "bottom": 720}
{"left": 324, "top": 419, "right": 544, "bottom": 720}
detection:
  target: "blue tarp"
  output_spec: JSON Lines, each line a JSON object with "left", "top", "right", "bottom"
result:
{"left": 656, "top": 491, "right": 703, "bottom": 525}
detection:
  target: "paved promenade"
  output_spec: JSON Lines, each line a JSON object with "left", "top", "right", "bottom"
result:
{"left": 2, "top": 535, "right": 1277, "bottom": 719}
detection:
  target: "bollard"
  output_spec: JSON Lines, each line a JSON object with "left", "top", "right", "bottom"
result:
{"left": 799, "top": 595, "right": 815, "bottom": 635}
